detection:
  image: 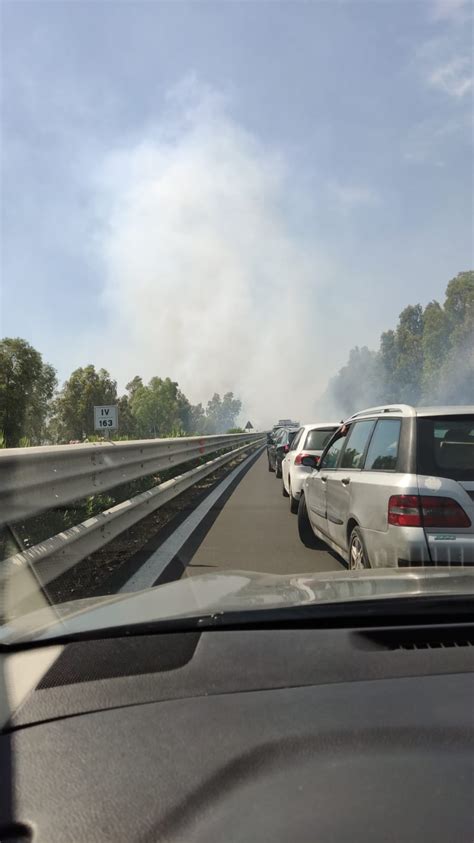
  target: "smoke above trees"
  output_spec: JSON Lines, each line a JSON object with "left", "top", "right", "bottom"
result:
{"left": 320, "top": 271, "right": 474, "bottom": 418}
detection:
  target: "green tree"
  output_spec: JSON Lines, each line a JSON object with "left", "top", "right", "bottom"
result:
{"left": 220, "top": 392, "right": 242, "bottom": 431}
{"left": 23, "top": 361, "right": 57, "bottom": 444}
{"left": 51, "top": 365, "right": 118, "bottom": 441}
{"left": 125, "top": 376, "right": 143, "bottom": 398}
{"left": 444, "top": 271, "right": 474, "bottom": 333}
{"left": 320, "top": 271, "right": 473, "bottom": 413}
{"left": 436, "top": 271, "right": 474, "bottom": 403}
{"left": 322, "top": 346, "right": 382, "bottom": 417}
{"left": 189, "top": 402, "right": 206, "bottom": 434}
{"left": 0, "top": 337, "right": 57, "bottom": 446}
{"left": 379, "top": 330, "right": 398, "bottom": 401}
{"left": 175, "top": 390, "right": 194, "bottom": 434}
{"left": 421, "top": 301, "right": 449, "bottom": 401}
{"left": 204, "top": 392, "right": 242, "bottom": 433}
{"left": 117, "top": 394, "right": 136, "bottom": 439}
{"left": 393, "top": 304, "right": 424, "bottom": 403}
{"left": 202, "top": 394, "right": 220, "bottom": 434}
{"left": 130, "top": 377, "right": 183, "bottom": 438}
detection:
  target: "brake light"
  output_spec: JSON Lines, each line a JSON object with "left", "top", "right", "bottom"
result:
{"left": 420, "top": 496, "right": 471, "bottom": 528}
{"left": 295, "top": 453, "right": 320, "bottom": 466}
{"left": 388, "top": 495, "right": 471, "bottom": 528}
{"left": 388, "top": 495, "right": 422, "bottom": 527}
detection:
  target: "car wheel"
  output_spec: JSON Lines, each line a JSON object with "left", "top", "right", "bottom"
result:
{"left": 282, "top": 478, "right": 289, "bottom": 497}
{"left": 297, "top": 493, "right": 314, "bottom": 545}
{"left": 289, "top": 480, "right": 299, "bottom": 514}
{"left": 349, "top": 527, "right": 371, "bottom": 570}
{"left": 276, "top": 461, "right": 282, "bottom": 479}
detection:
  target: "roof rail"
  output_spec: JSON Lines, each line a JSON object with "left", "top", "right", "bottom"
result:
{"left": 347, "top": 404, "right": 415, "bottom": 420}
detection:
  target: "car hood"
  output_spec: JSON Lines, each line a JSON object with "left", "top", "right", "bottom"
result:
{"left": 2, "top": 567, "right": 474, "bottom": 644}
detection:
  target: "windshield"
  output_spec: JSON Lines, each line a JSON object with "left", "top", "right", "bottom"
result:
{"left": 1, "top": 0, "right": 473, "bottom": 642}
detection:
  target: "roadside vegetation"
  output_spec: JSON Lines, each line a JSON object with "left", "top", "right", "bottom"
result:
{"left": 1, "top": 271, "right": 472, "bottom": 446}
{"left": 0, "top": 343, "right": 242, "bottom": 446}
{"left": 323, "top": 271, "right": 473, "bottom": 416}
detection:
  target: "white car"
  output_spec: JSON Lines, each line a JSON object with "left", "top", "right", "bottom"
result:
{"left": 282, "top": 422, "right": 339, "bottom": 512}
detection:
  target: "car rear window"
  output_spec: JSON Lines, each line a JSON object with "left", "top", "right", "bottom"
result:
{"left": 304, "top": 427, "right": 337, "bottom": 451}
{"left": 289, "top": 428, "right": 304, "bottom": 450}
{"left": 277, "top": 429, "right": 297, "bottom": 446}
{"left": 417, "top": 416, "right": 474, "bottom": 481}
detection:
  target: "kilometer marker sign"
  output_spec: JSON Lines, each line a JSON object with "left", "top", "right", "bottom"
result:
{"left": 94, "top": 405, "right": 118, "bottom": 431}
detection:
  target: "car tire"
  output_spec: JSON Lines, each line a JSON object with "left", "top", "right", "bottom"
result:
{"left": 297, "top": 493, "right": 315, "bottom": 545}
{"left": 282, "top": 479, "right": 289, "bottom": 497}
{"left": 276, "top": 461, "right": 282, "bottom": 479}
{"left": 349, "top": 526, "right": 371, "bottom": 570}
{"left": 289, "top": 480, "right": 299, "bottom": 514}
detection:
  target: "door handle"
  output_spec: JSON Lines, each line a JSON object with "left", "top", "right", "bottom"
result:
{"left": 320, "top": 475, "right": 328, "bottom": 483}
{"left": 340, "top": 477, "right": 350, "bottom": 485}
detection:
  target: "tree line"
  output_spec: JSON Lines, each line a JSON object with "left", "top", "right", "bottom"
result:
{"left": 0, "top": 344, "right": 242, "bottom": 446}
{"left": 2, "top": 271, "right": 472, "bottom": 446}
{"left": 322, "top": 271, "right": 474, "bottom": 417}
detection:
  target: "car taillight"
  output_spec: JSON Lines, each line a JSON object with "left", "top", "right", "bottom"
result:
{"left": 388, "top": 495, "right": 471, "bottom": 528}
{"left": 419, "top": 496, "right": 471, "bottom": 528}
{"left": 388, "top": 495, "right": 422, "bottom": 526}
{"left": 295, "top": 453, "right": 320, "bottom": 466}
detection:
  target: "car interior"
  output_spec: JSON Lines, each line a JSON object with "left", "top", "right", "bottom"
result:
{"left": 1, "top": 602, "right": 473, "bottom": 843}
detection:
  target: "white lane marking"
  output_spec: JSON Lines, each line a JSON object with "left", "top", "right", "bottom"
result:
{"left": 120, "top": 447, "right": 264, "bottom": 592}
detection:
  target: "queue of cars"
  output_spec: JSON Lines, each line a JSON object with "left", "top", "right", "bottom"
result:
{"left": 281, "top": 423, "right": 339, "bottom": 512}
{"left": 267, "top": 405, "right": 474, "bottom": 569}
{"left": 267, "top": 426, "right": 299, "bottom": 477}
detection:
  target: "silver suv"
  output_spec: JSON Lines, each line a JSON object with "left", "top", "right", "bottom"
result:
{"left": 297, "top": 405, "right": 474, "bottom": 568}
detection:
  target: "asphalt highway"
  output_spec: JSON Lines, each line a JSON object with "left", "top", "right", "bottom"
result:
{"left": 184, "top": 450, "right": 344, "bottom": 578}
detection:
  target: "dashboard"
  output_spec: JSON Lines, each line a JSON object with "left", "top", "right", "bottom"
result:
{"left": 1, "top": 621, "right": 473, "bottom": 842}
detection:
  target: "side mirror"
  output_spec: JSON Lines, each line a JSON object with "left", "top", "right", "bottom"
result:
{"left": 301, "top": 455, "right": 319, "bottom": 469}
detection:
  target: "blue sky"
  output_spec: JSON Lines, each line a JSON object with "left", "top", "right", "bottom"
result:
{"left": 1, "top": 0, "right": 472, "bottom": 424}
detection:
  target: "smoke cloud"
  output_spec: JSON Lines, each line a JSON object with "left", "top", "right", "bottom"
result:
{"left": 91, "top": 79, "right": 337, "bottom": 428}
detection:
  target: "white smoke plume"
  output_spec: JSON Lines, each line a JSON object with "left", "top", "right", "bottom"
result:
{"left": 91, "top": 79, "right": 337, "bottom": 428}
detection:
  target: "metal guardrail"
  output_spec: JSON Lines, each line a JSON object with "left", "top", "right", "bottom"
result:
{"left": 0, "top": 435, "right": 265, "bottom": 617}
{"left": 0, "top": 433, "right": 263, "bottom": 526}
{"left": 1, "top": 440, "right": 262, "bottom": 597}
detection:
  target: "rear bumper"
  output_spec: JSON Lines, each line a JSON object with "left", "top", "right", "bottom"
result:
{"left": 362, "top": 524, "right": 474, "bottom": 567}
{"left": 398, "top": 558, "right": 474, "bottom": 566}
{"left": 362, "top": 525, "right": 432, "bottom": 568}
{"left": 289, "top": 466, "right": 311, "bottom": 498}
{"left": 425, "top": 534, "right": 474, "bottom": 565}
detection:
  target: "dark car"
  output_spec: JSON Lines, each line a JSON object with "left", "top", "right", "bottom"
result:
{"left": 266, "top": 427, "right": 282, "bottom": 466}
{"left": 268, "top": 427, "right": 298, "bottom": 477}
